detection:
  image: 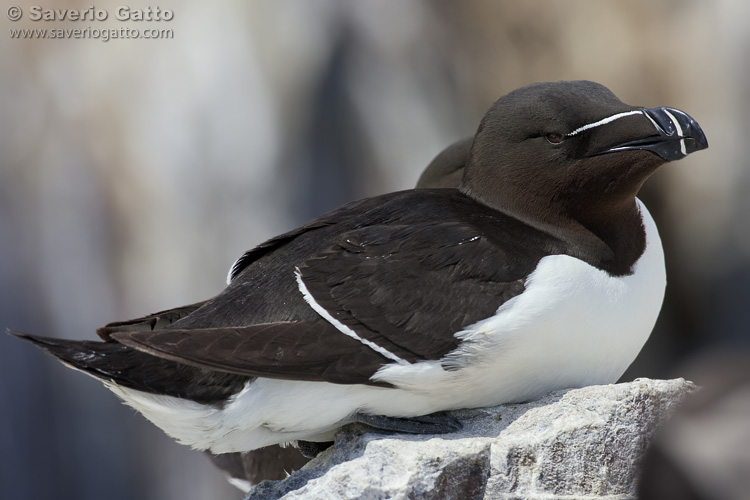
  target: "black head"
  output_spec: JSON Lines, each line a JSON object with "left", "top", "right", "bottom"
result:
{"left": 461, "top": 81, "right": 708, "bottom": 233}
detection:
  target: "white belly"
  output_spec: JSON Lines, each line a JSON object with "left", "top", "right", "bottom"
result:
{"left": 109, "top": 200, "right": 666, "bottom": 453}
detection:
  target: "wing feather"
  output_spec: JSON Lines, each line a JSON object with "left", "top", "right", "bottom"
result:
{"left": 112, "top": 321, "right": 394, "bottom": 386}
{"left": 96, "top": 301, "right": 208, "bottom": 340}
{"left": 107, "top": 193, "right": 558, "bottom": 387}
{"left": 297, "top": 221, "right": 534, "bottom": 362}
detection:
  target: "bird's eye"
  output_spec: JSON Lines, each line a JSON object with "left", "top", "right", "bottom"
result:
{"left": 546, "top": 133, "right": 564, "bottom": 144}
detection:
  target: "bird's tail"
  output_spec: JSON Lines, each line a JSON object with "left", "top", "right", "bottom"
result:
{"left": 7, "top": 329, "right": 249, "bottom": 404}
{"left": 8, "top": 329, "right": 145, "bottom": 381}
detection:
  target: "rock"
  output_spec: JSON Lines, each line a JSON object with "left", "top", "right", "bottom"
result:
{"left": 245, "top": 378, "right": 695, "bottom": 500}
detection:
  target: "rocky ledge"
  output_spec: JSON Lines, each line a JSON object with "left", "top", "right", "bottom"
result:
{"left": 245, "top": 378, "right": 695, "bottom": 500}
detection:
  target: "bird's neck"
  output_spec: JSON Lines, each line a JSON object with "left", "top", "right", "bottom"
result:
{"left": 461, "top": 184, "right": 646, "bottom": 276}
{"left": 570, "top": 201, "right": 647, "bottom": 276}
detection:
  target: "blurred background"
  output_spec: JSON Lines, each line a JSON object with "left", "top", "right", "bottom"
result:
{"left": 1, "top": 1, "right": 748, "bottom": 499}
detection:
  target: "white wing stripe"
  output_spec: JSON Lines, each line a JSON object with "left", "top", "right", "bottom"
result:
{"left": 294, "top": 268, "right": 409, "bottom": 365}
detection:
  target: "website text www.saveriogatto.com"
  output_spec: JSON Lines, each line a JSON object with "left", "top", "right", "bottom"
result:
{"left": 7, "top": 6, "right": 174, "bottom": 42}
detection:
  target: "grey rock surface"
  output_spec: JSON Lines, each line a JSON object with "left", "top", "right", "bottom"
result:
{"left": 245, "top": 378, "right": 695, "bottom": 500}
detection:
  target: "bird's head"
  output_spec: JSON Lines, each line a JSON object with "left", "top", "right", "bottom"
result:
{"left": 461, "top": 80, "right": 708, "bottom": 229}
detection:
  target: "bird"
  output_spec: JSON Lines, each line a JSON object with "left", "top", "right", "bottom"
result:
{"left": 10, "top": 80, "right": 708, "bottom": 461}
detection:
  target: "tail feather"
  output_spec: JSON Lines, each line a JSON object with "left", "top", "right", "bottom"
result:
{"left": 8, "top": 329, "right": 249, "bottom": 405}
{"left": 95, "top": 301, "right": 207, "bottom": 340}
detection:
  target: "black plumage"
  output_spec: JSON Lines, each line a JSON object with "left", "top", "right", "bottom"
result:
{"left": 107, "top": 190, "right": 569, "bottom": 384}
{"left": 109, "top": 188, "right": 587, "bottom": 384}
{"left": 10, "top": 331, "right": 247, "bottom": 405}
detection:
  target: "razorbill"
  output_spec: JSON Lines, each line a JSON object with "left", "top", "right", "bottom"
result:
{"left": 10, "top": 81, "right": 708, "bottom": 459}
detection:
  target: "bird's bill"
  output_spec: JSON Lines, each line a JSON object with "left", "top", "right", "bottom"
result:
{"left": 600, "top": 106, "right": 708, "bottom": 161}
